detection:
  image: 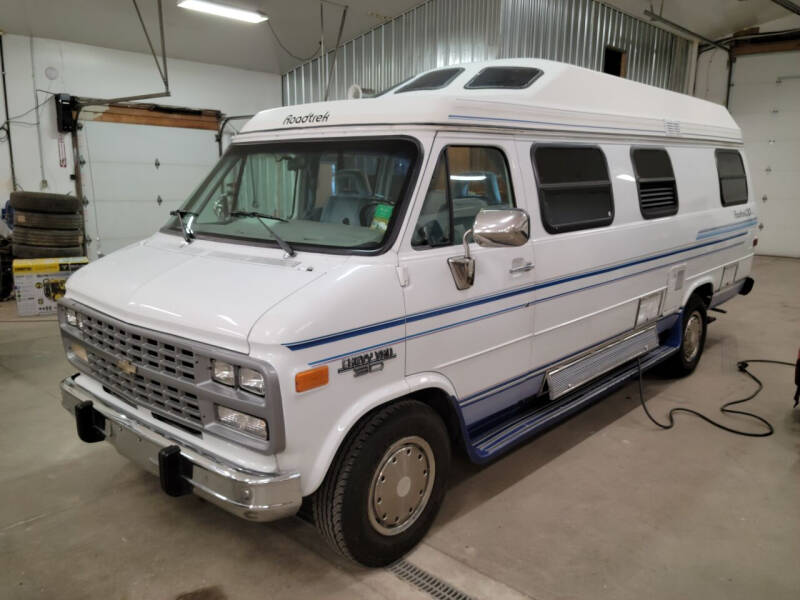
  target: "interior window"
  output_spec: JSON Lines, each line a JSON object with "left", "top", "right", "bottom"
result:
{"left": 631, "top": 148, "right": 678, "bottom": 219}
{"left": 412, "top": 146, "right": 515, "bottom": 248}
{"left": 531, "top": 145, "right": 614, "bottom": 234}
{"left": 715, "top": 149, "right": 748, "bottom": 206}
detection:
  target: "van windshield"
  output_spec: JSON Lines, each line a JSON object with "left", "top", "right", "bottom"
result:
{"left": 169, "top": 138, "right": 419, "bottom": 252}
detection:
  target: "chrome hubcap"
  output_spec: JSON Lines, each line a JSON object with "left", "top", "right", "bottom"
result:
{"left": 683, "top": 311, "right": 703, "bottom": 362}
{"left": 367, "top": 436, "right": 435, "bottom": 536}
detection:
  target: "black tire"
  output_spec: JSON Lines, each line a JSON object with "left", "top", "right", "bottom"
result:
{"left": 661, "top": 294, "right": 708, "bottom": 377}
{"left": 10, "top": 191, "right": 82, "bottom": 214}
{"left": 312, "top": 400, "right": 451, "bottom": 567}
{"left": 14, "top": 210, "right": 83, "bottom": 230}
{"left": 13, "top": 227, "right": 84, "bottom": 248}
{"left": 12, "top": 243, "right": 83, "bottom": 259}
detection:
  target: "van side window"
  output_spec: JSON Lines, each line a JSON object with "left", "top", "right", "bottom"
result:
{"left": 715, "top": 150, "right": 748, "bottom": 206}
{"left": 412, "top": 146, "right": 515, "bottom": 248}
{"left": 531, "top": 145, "right": 613, "bottom": 234}
{"left": 631, "top": 148, "right": 678, "bottom": 219}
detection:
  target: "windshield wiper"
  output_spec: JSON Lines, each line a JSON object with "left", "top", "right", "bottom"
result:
{"left": 169, "top": 209, "right": 197, "bottom": 243}
{"left": 231, "top": 210, "right": 289, "bottom": 223}
{"left": 230, "top": 210, "right": 295, "bottom": 257}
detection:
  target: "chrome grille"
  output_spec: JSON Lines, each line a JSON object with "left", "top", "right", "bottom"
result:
{"left": 68, "top": 308, "right": 204, "bottom": 430}
{"left": 87, "top": 353, "right": 202, "bottom": 426}
{"left": 79, "top": 311, "right": 197, "bottom": 382}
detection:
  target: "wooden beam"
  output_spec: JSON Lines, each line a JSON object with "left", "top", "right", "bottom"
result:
{"left": 78, "top": 103, "right": 221, "bottom": 131}
{"left": 732, "top": 37, "right": 800, "bottom": 56}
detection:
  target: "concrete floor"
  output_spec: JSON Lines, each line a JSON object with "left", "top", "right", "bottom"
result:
{"left": 1, "top": 255, "right": 798, "bottom": 600}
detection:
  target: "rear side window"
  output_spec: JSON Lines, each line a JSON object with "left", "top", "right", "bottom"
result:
{"left": 715, "top": 150, "right": 748, "bottom": 206}
{"left": 465, "top": 67, "right": 543, "bottom": 89}
{"left": 631, "top": 148, "right": 678, "bottom": 219}
{"left": 412, "top": 146, "right": 515, "bottom": 248}
{"left": 531, "top": 145, "right": 614, "bottom": 234}
{"left": 396, "top": 68, "right": 463, "bottom": 93}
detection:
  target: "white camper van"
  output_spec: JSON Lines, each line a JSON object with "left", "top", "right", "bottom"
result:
{"left": 58, "top": 59, "right": 757, "bottom": 566}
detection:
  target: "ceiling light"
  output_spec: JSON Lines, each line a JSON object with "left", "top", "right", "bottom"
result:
{"left": 178, "top": 0, "right": 268, "bottom": 24}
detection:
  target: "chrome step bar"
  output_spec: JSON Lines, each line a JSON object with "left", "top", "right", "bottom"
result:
{"left": 546, "top": 326, "right": 659, "bottom": 400}
{"left": 470, "top": 343, "right": 677, "bottom": 461}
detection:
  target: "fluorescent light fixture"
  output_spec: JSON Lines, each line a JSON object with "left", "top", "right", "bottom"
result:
{"left": 178, "top": 0, "right": 268, "bottom": 23}
{"left": 450, "top": 175, "right": 487, "bottom": 181}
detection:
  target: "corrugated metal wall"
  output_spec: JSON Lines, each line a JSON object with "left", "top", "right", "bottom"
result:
{"left": 282, "top": 0, "right": 693, "bottom": 105}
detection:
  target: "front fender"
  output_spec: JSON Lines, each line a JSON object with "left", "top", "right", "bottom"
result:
{"left": 303, "top": 372, "right": 460, "bottom": 496}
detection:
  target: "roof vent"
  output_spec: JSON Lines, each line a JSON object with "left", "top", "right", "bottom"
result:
{"left": 347, "top": 84, "right": 375, "bottom": 99}
{"left": 664, "top": 120, "right": 681, "bottom": 136}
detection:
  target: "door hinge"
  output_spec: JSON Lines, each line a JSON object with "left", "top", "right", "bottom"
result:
{"left": 396, "top": 265, "right": 409, "bottom": 287}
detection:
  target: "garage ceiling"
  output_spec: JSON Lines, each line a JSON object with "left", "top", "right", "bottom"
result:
{"left": 0, "top": 0, "right": 422, "bottom": 74}
{"left": 608, "top": 0, "right": 789, "bottom": 39}
{"left": 0, "top": 0, "right": 792, "bottom": 74}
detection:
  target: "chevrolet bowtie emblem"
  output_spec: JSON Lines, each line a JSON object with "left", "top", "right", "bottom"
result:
{"left": 117, "top": 359, "right": 137, "bottom": 375}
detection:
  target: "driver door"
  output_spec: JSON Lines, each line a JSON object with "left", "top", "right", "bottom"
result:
{"left": 399, "top": 134, "right": 536, "bottom": 423}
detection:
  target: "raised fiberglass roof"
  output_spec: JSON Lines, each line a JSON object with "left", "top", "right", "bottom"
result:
{"left": 240, "top": 59, "right": 741, "bottom": 144}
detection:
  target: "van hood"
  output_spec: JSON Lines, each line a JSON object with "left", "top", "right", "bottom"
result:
{"left": 65, "top": 235, "right": 335, "bottom": 354}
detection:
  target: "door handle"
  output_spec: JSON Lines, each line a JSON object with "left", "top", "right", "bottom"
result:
{"left": 509, "top": 261, "right": 534, "bottom": 274}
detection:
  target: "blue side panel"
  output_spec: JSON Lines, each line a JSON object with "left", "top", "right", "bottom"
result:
{"left": 710, "top": 280, "right": 745, "bottom": 308}
{"left": 461, "top": 373, "right": 544, "bottom": 425}
{"left": 661, "top": 311, "right": 683, "bottom": 349}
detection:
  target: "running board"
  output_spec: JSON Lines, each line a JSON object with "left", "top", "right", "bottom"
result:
{"left": 546, "top": 326, "right": 658, "bottom": 400}
{"left": 469, "top": 343, "right": 677, "bottom": 461}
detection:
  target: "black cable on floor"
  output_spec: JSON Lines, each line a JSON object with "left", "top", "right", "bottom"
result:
{"left": 636, "top": 358, "right": 795, "bottom": 437}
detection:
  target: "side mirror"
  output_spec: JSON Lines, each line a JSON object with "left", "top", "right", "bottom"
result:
{"left": 446, "top": 208, "right": 530, "bottom": 291}
{"left": 473, "top": 208, "right": 530, "bottom": 247}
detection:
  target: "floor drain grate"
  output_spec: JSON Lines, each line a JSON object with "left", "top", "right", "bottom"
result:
{"left": 388, "top": 559, "right": 475, "bottom": 600}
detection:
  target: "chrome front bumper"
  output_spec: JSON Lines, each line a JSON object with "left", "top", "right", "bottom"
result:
{"left": 60, "top": 375, "right": 302, "bottom": 522}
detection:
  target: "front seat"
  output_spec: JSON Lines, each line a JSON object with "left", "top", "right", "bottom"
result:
{"left": 320, "top": 195, "right": 370, "bottom": 226}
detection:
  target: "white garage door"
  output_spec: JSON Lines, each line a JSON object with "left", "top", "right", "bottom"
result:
{"left": 728, "top": 51, "right": 800, "bottom": 258}
{"left": 77, "top": 121, "right": 219, "bottom": 259}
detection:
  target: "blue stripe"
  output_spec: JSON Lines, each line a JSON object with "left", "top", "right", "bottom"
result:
{"left": 286, "top": 230, "right": 748, "bottom": 352}
{"left": 696, "top": 218, "right": 757, "bottom": 240}
{"left": 447, "top": 114, "right": 742, "bottom": 141}
{"left": 305, "top": 237, "right": 744, "bottom": 367}
{"left": 285, "top": 317, "right": 406, "bottom": 351}
{"left": 448, "top": 113, "right": 665, "bottom": 135}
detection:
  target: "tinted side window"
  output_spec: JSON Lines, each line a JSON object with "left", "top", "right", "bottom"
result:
{"left": 631, "top": 148, "right": 678, "bottom": 219}
{"left": 412, "top": 146, "right": 515, "bottom": 248}
{"left": 531, "top": 145, "right": 613, "bottom": 234}
{"left": 715, "top": 150, "right": 748, "bottom": 206}
{"left": 396, "top": 68, "right": 463, "bottom": 93}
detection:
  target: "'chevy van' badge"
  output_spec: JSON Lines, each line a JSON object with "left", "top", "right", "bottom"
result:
{"left": 117, "top": 359, "right": 137, "bottom": 376}
{"left": 339, "top": 347, "right": 397, "bottom": 377}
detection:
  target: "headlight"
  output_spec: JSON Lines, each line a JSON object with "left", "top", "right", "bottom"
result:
{"left": 212, "top": 360, "right": 235, "bottom": 386}
{"left": 65, "top": 309, "right": 78, "bottom": 327}
{"left": 216, "top": 406, "right": 268, "bottom": 439}
{"left": 239, "top": 367, "right": 265, "bottom": 395}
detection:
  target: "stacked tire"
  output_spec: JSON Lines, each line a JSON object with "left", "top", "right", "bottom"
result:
{"left": 11, "top": 192, "right": 84, "bottom": 258}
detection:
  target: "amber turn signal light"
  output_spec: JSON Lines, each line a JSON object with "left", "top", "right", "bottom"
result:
{"left": 295, "top": 365, "right": 329, "bottom": 392}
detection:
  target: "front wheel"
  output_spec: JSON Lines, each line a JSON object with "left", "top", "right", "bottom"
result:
{"left": 312, "top": 400, "right": 451, "bottom": 567}
{"left": 662, "top": 294, "right": 708, "bottom": 376}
